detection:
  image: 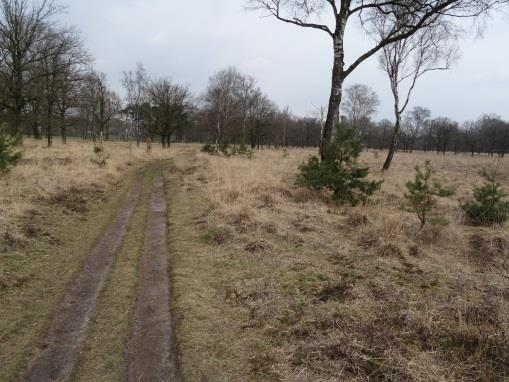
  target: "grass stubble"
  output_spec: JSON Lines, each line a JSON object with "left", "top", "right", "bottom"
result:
{"left": 1, "top": 139, "right": 508, "bottom": 381}
{"left": 170, "top": 147, "right": 509, "bottom": 382}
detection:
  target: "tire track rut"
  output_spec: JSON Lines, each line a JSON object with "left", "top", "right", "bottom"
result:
{"left": 126, "top": 173, "right": 175, "bottom": 382}
{"left": 21, "top": 173, "right": 144, "bottom": 382}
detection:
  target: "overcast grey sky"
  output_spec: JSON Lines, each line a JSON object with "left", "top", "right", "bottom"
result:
{"left": 62, "top": 0, "right": 509, "bottom": 122}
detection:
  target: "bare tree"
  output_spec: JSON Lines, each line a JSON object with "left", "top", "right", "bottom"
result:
{"left": 429, "top": 117, "right": 458, "bottom": 154}
{"left": 203, "top": 67, "right": 243, "bottom": 150}
{"left": 0, "top": 0, "right": 59, "bottom": 137}
{"left": 249, "top": 0, "right": 506, "bottom": 159}
{"left": 80, "top": 72, "right": 121, "bottom": 143}
{"left": 249, "top": 90, "right": 277, "bottom": 149}
{"left": 238, "top": 74, "right": 257, "bottom": 145}
{"left": 379, "top": 22, "right": 456, "bottom": 170}
{"left": 143, "top": 77, "right": 192, "bottom": 148}
{"left": 403, "top": 106, "right": 431, "bottom": 152}
{"left": 341, "top": 83, "right": 379, "bottom": 132}
{"left": 36, "top": 26, "right": 89, "bottom": 146}
{"left": 122, "top": 63, "right": 148, "bottom": 146}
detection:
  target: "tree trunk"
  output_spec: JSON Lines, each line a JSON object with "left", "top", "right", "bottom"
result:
{"left": 47, "top": 103, "right": 53, "bottom": 147}
{"left": 383, "top": 83, "right": 401, "bottom": 171}
{"left": 321, "top": 34, "right": 345, "bottom": 160}
{"left": 383, "top": 114, "right": 401, "bottom": 171}
{"left": 60, "top": 111, "right": 67, "bottom": 144}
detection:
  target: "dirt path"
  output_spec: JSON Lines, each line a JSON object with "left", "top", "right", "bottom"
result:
{"left": 21, "top": 173, "right": 144, "bottom": 382}
{"left": 126, "top": 173, "right": 175, "bottom": 382}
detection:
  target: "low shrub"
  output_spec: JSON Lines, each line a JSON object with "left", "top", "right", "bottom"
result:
{"left": 404, "top": 161, "right": 453, "bottom": 229}
{"left": 91, "top": 144, "right": 110, "bottom": 168}
{"left": 462, "top": 181, "right": 509, "bottom": 226}
{"left": 297, "top": 125, "right": 382, "bottom": 206}
{"left": 202, "top": 142, "right": 253, "bottom": 158}
{"left": 0, "top": 126, "right": 22, "bottom": 174}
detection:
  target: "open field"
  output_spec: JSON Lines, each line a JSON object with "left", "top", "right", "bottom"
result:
{"left": 170, "top": 146, "right": 509, "bottom": 381}
{"left": 1, "top": 141, "right": 508, "bottom": 381}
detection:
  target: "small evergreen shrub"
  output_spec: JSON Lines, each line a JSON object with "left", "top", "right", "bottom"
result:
{"left": 202, "top": 142, "right": 254, "bottom": 159}
{"left": 91, "top": 144, "right": 110, "bottom": 168}
{"left": 462, "top": 181, "right": 509, "bottom": 226}
{"left": 0, "top": 126, "right": 22, "bottom": 174}
{"left": 201, "top": 142, "right": 217, "bottom": 154}
{"left": 404, "top": 161, "right": 453, "bottom": 229}
{"left": 297, "top": 125, "right": 382, "bottom": 206}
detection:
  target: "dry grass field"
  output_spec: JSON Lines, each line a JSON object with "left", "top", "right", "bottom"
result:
{"left": 1, "top": 140, "right": 508, "bottom": 381}
{"left": 169, "top": 146, "right": 509, "bottom": 381}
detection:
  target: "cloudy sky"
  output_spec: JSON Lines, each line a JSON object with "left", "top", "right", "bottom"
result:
{"left": 62, "top": 0, "right": 509, "bottom": 122}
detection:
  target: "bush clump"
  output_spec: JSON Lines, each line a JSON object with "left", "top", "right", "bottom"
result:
{"left": 297, "top": 125, "right": 382, "bottom": 206}
{"left": 202, "top": 142, "right": 253, "bottom": 159}
{"left": 462, "top": 181, "right": 509, "bottom": 226}
{"left": 91, "top": 144, "right": 110, "bottom": 168}
{"left": 404, "top": 161, "right": 453, "bottom": 229}
{"left": 0, "top": 126, "right": 22, "bottom": 174}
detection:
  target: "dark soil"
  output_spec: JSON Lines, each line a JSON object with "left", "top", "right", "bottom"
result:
{"left": 126, "top": 174, "right": 175, "bottom": 382}
{"left": 21, "top": 173, "right": 144, "bottom": 382}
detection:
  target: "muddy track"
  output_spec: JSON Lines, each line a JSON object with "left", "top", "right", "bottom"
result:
{"left": 126, "top": 173, "right": 175, "bottom": 382}
{"left": 21, "top": 173, "right": 144, "bottom": 382}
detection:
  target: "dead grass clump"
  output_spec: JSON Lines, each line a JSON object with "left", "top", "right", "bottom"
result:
{"left": 224, "top": 190, "right": 240, "bottom": 203}
{"left": 357, "top": 234, "right": 381, "bottom": 249}
{"left": 408, "top": 244, "right": 421, "bottom": 257}
{"left": 244, "top": 240, "right": 272, "bottom": 253}
{"left": 415, "top": 224, "right": 442, "bottom": 244}
{"left": 1, "top": 231, "right": 27, "bottom": 251}
{"left": 290, "top": 332, "right": 412, "bottom": 381}
{"left": 262, "top": 222, "right": 277, "bottom": 234}
{"left": 291, "top": 220, "right": 315, "bottom": 233}
{"left": 224, "top": 209, "right": 252, "bottom": 228}
{"left": 378, "top": 243, "right": 404, "bottom": 258}
{"left": 315, "top": 280, "right": 352, "bottom": 302}
{"left": 292, "top": 187, "right": 319, "bottom": 204}
{"left": 202, "top": 225, "right": 232, "bottom": 245}
{"left": 248, "top": 351, "right": 278, "bottom": 377}
{"left": 256, "top": 193, "right": 275, "bottom": 208}
{"left": 42, "top": 157, "right": 73, "bottom": 166}
{"left": 347, "top": 211, "right": 369, "bottom": 227}
{"left": 469, "top": 233, "right": 508, "bottom": 264}
{"left": 0, "top": 274, "right": 30, "bottom": 289}
{"left": 46, "top": 184, "right": 106, "bottom": 213}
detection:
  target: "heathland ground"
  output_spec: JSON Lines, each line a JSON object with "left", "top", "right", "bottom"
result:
{"left": 1, "top": 140, "right": 508, "bottom": 381}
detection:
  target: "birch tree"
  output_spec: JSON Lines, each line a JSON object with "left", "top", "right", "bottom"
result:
{"left": 249, "top": 0, "right": 507, "bottom": 159}
{"left": 122, "top": 63, "right": 148, "bottom": 146}
{"left": 341, "top": 83, "right": 379, "bottom": 132}
{"left": 379, "top": 23, "right": 456, "bottom": 170}
{"left": 203, "top": 67, "right": 243, "bottom": 150}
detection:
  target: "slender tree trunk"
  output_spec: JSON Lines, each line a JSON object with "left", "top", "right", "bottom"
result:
{"left": 215, "top": 118, "right": 222, "bottom": 151}
{"left": 321, "top": 33, "right": 345, "bottom": 160}
{"left": 60, "top": 111, "right": 67, "bottom": 144}
{"left": 383, "top": 84, "right": 401, "bottom": 171}
{"left": 47, "top": 102, "right": 54, "bottom": 147}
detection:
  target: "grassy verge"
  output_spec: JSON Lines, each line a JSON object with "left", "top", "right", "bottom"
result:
{"left": 0, "top": 163, "right": 142, "bottom": 382}
{"left": 71, "top": 161, "right": 162, "bottom": 381}
{"left": 169, "top": 146, "right": 509, "bottom": 381}
{"left": 167, "top": 152, "right": 270, "bottom": 382}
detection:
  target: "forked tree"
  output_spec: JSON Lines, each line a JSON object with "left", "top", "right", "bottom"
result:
{"left": 249, "top": 0, "right": 507, "bottom": 159}
{"left": 378, "top": 23, "right": 456, "bottom": 170}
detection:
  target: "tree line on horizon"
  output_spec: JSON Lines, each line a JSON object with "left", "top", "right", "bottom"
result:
{"left": 0, "top": 0, "right": 508, "bottom": 159}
